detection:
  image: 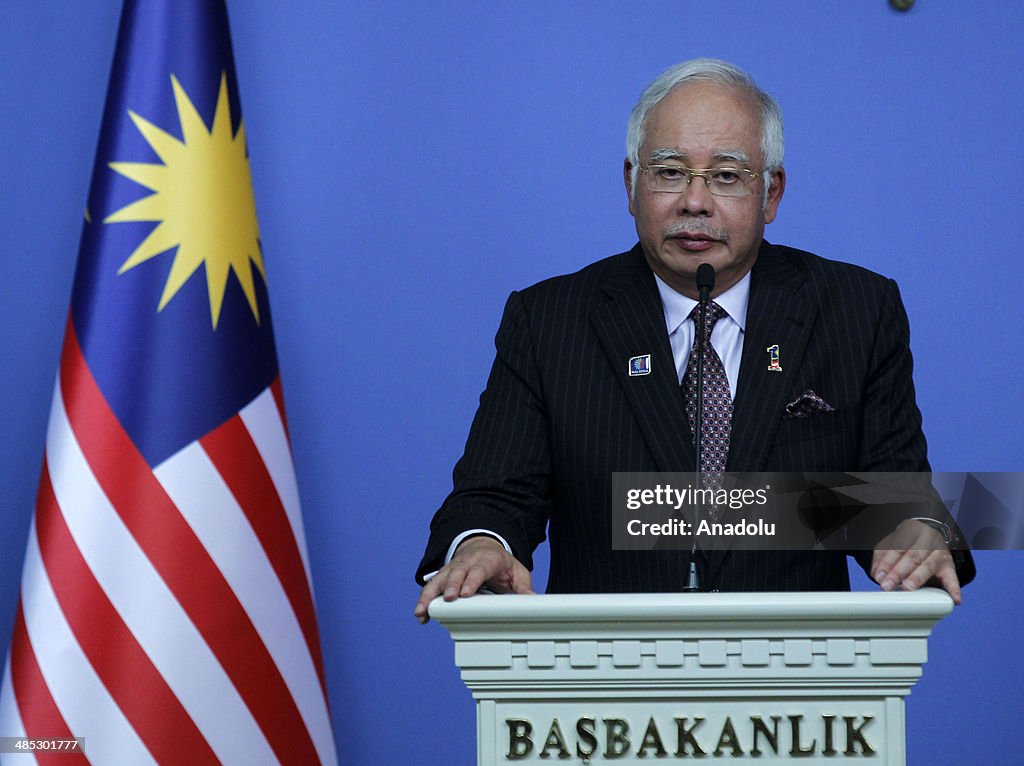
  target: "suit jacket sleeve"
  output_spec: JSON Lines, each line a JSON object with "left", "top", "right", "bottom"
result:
{"left": 850, "top": 278, "right": 975, "bottom": 584}
{"left": 415, "top": 291, "right": 552, "bottom": 584}
{"left": 858, "top": 278, "right": 928, "bottom": 471}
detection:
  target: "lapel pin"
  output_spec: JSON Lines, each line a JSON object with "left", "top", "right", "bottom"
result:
{"left": 628, "top": 354, "right": 652, "bottom": 376}
{"left": 766, "top": 344, "right": 782, "bottom": 372}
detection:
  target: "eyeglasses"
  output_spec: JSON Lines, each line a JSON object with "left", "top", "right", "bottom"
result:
{"left": 639, "top": 163, "right": 762, "bottom": 197}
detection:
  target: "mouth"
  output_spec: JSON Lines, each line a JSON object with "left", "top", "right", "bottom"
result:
{"left": 669, "top": 233, "right": 720, "bottom": 252}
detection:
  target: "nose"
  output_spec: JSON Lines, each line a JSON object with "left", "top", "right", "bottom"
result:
{"left": 677, "top": 174, "right": 714, "bottom": 216}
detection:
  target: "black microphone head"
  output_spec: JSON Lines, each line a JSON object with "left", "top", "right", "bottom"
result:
{"left": 696, "top": 263, "right": 716, "bottom": 295}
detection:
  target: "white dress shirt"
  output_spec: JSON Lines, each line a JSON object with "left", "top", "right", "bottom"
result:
{"left": 654, "top": 270, "right": 750, "bottom": 397}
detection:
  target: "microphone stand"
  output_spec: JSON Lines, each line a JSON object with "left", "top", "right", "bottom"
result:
{"left": 683, "top": 264, "right": 715, "bottom": 593}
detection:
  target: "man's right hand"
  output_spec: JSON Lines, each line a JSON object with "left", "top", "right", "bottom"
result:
{"left": 413, "top": 536, "right": 534, "bottom": 624}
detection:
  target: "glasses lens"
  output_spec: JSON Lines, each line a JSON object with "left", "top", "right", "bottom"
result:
{"left": 708, "top": 168, "right": 757, "bottom": 197}
{"left": 646, "top": 165, "right": 688, "bottom": 192}
{"left": 708, "top": 169, "right": 751, "bottom": 197}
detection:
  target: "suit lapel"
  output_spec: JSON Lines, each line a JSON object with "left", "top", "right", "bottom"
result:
{"left": 590, "top": 246, "right": 696, "bottom": 473}
{"left": 730, "top": 242, "right": 815, "bottom": 471}
{"left": 708, "top": 241, "right": 817, "bottom": 576}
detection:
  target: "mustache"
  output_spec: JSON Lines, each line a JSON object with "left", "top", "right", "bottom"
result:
{"left": 664, "top": 221, "right": 728, "bottom": 241}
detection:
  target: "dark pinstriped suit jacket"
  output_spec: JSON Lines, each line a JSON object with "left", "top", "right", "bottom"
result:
{"left": 416, "top": 241, "right": 975, "bottom": 592}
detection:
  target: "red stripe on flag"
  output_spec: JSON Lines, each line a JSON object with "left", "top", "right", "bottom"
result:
{"left": 34, "top": 462, "right": 218, "bottom": 765}
{"left": 58, "top": 319, "right": 321, "bottom": 766}
{"left": 270, "top": 376, "right": 290, "bottom": 442}
{"left": 9, "top": 602, "right": 89, "bottom": 766}
{"left": 201, "top": 416, "right": 329, "bottom": 696}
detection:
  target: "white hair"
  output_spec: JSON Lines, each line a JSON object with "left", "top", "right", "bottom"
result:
{"left": 626, "top": 58, "right": 784, "bottom": 200}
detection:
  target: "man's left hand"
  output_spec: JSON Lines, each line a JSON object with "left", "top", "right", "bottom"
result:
{"left": 871, "top": 519, "right": 962, "bottom": 605}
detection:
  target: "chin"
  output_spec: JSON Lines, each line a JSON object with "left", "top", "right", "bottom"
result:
{"left": 664, "top": 250, "right": 725, "bottom": 273}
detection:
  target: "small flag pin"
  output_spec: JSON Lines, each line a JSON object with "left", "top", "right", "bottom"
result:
{"left": 628, "top": 354, "right": 652, "bottom": 376}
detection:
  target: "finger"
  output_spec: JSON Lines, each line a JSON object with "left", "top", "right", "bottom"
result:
{"left": 876, "top": 549, "right": 927, "bottom": 591}
{"left": 459, "top": 560, "right": 497, "bottom": 597}
{"left": 414, "top": 575, "right": 447, "bottom": 624}
{"left": 872, "top": 520, "right": 945, "bottom": 583}
{"left": 511, "top": 578, "right": 534, "bottom": 595}
{"left": 511, "top": 562, "right": 534, "bottom": 594}
{"left": 871, "top": 548, "right": 906, "bottom": 586}
{"left": 442, "top": 564, "right": 470, "bottom": 601}
{"left": 928, "top": 556, "right": 963, "bottom": 605}
{"left": 486, "top": 560, "right": 534, "bottom": 595}
{"left": 896, "top": 552, "right": 944, "bottom": 591}
{"left": 898, "top": 554, "right": 959, "bottom": 606}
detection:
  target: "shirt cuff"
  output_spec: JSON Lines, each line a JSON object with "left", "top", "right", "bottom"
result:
{"left": 420, "top": 529, "right": 513, "bottom": 583}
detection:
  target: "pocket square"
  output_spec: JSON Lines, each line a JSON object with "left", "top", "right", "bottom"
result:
{"left": 784, "top": 389, "right": 835, "bottom": 419}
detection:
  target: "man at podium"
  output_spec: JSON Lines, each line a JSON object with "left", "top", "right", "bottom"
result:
{"left": 414, "top": 58, "right": 974, "bottom": 623}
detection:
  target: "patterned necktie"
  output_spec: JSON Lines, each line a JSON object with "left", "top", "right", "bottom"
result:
{"left": 682, "top": 301, "right": 732, "bottom": 510}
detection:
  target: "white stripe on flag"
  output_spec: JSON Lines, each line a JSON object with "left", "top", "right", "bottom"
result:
{"left": 156, "top": 433, "right": 336, "bottom": 765}
{"left": 0, "top": 655, "right": 30, "bottom": 765}
{"left": 240, "top": 388, "right": 313, "bottom": 586}
{"left": 46, "top": 384, "right": 276, "bottom": 765}
{"left": 19, "top": 520, "right": 153, "bottom": 765}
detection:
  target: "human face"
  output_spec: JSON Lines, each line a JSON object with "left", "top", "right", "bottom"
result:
{"left": 625, "top": 81, "right": 785, "bottom": 299}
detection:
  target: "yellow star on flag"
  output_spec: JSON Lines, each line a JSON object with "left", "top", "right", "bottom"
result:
{"left": 105, "top": 72, "right": 265, "bottom": 328}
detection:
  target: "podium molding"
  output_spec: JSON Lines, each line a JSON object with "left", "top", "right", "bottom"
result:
{"left": 430, "top": 590, "right": 952, "bottom": 764}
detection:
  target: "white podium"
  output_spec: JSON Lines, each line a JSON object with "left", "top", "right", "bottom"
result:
{"left": 430, "top": 591, "right": 951, "bottom": 765}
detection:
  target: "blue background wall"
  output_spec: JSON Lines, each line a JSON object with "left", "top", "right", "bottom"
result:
{"left": 1, "top": 2, "right": 1021, "bottom": 763}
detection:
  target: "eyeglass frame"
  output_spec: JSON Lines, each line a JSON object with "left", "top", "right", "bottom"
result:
{"left": 637, "top": 163, "right": 763, "bottom": 197}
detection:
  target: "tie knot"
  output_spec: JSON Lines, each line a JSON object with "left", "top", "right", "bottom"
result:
{"left": 689, "top": 301, "right": 727, "bottom": 341}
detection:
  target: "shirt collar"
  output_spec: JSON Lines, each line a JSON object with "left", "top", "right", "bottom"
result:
{"left": 654, "top": 269, "right": 751, "bottom": 336}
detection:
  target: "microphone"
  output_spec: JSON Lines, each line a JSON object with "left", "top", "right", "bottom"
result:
{"left": 683, "top": 263, "right": 716, "bottom": 593}
{"left": 696, "top": 263, "right": 715, "bottom": 303}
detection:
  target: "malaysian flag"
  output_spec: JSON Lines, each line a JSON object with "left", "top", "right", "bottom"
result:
{"left": 0, "top": 1, "right": 337, "bottom": 763}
